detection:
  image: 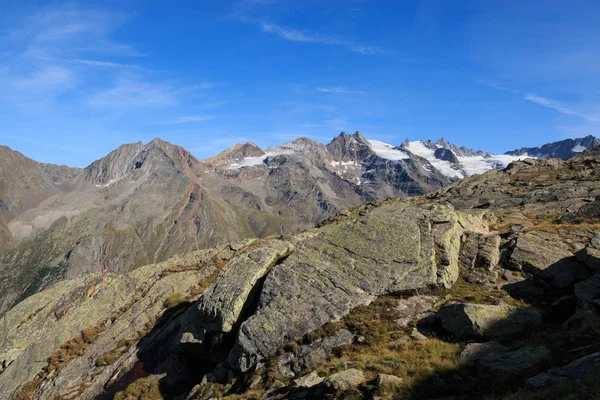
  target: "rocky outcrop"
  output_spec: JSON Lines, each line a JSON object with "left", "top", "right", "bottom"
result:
{"left": 228, "top": 203, "right": 467, "bottom": 372}
{"left": 437, "top": 303, "right": 543, "bottom": 339}
{"left": 460, "top": 232, "right": 500, "bottom": 285}
{"left": 509, "top": 230, "right": 588, "bottom": 288}
{"left": 528, "top": 352, "right": 600, "bottom": 388}
{"left": 0, "top": 241, "right": 239, "bottom": 400}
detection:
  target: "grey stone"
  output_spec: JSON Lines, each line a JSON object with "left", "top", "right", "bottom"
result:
{"left": 478, "top": 346, "right": 552, "bottom": 380}
{"left": 323, "top": 369, "right": 365, "bottom": 392}
{"left": 292, "top": 371, "right": 323, "bottom": 388}
{"left": 437, "top": 303, "right": 543, "bottom": 339}
{"left": 276, "top": 329, "right": 355, "bottom": 378}
{"left": 376, "top": 373, "right": 403, "bottom": 390}
{"left": 395, "top": 295, "right": 437, "bottom": 328}
{"left": 459, "top": 341, "right": 508, "bottom": 367}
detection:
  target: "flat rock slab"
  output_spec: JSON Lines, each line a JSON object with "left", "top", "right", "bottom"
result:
{"left": 437, "top": 303, "right": 543, "bottom": 339}
{"left": 228, "top": 203, "right": 467, "bottom": 371}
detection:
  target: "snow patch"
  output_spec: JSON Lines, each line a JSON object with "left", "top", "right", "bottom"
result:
{"left": 457, "top": 154, "right": 528, "bottom": 176}
{"left": 572, "top": 144, "right": 587, "bottom": 153}
{"left": 404, "top": 141, "right": 464, "bottom": 178}
{"left": 404, "top": 140, "right": 530, "bottom": 178}
{"left": 368, "top": 140, "right": 410, "bottom": 160}
{"left": 229, "top": 148, "right": 295, "bottom": 169}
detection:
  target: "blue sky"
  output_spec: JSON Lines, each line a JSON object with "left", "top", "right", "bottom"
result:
{"left": 0, "top": 0, "right": 598, "bottom": 167}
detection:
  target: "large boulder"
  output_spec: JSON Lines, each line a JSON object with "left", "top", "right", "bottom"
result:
{"left": 477, "top": 346, "right": 552, "bottom": 381}
{"left": 228, "top": 203, "right": 467, "bottom": 372}
{"left": 509, "top": 230, "right": 585, "bottom": 288}
{"left": 527, "top": 352, "right": 600, "bottom": 388}
{"left": 437, "top": 303, "right": 543, "bottom": 339}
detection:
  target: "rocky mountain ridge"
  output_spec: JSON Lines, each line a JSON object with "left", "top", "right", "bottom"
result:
{"left": 1, "top": 147, "right": 600, "bottom": 399}
{"left": 506, "top": 135, "right": 599, "bottom": 160}
{"left": 0, "top": 133, "right": 597, "bottom": 318}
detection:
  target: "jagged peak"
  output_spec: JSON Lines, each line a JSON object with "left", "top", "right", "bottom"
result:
{"left": 326, "top": 131, "right": 374, "bottom": 161}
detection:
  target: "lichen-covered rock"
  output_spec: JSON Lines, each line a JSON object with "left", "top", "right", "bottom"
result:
{"left": 437, "top": 303, "right": 543, "bottom": 339}
{"left": 510, "top": 231, "right": 573, "bottom": 270}
{"left": 292, "top": 371, "right": 323, "bottom": 388}
{"left": 228, "top": 203, "right": 468, "bottom": 371}
{"left": 197, "top": 240, "right": 294, "bottom": 333}
{"left": 323, "top": 369, "right": 364, "bottom": 392}
{"left": 509, "top": 230, "right": 585, "bottom": 288}
{"left": 0, "top": 245, "right": 230, "bottom": 400}
{"left": 477, "top": 346, "right": 552, "bottom": 380}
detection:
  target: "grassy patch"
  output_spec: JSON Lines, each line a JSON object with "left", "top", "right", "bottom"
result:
{"left": 163, "top": 292, "right": 185, "bottom": 308}
{"left": 438, "top": 277, "right": 527, "bottom": 307}
{"left": 114, "top": 377, "right": 163, "bottom": 400}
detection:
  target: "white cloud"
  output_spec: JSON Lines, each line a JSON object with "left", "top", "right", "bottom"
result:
{"left": 89, "top": 79, "right": 178, "bottom": 107}
{"left": 524, "top": 93, "right": 599, "bottom": 122}
{"left": 157, "top": 115, "right": 216, "bottom": 124}
{"left": 73, "top": 59, "right": 140, "bottom": 69}
{"left": 257, "top": 21, "right": 382, "bottom": 55}
{"left": 477, "top": 79, "right": 600, "bottom": 123}
{"left": 317, "top": 86, "right": 365, "bottom": 94}
{"left": 88, "top": 78, "right": 215, "bottom": 108}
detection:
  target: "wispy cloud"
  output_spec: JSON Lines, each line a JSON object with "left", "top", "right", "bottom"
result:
{"left": 89, "top": 78, "right": 187, "bottom": 108}
{"left": 524, "top": 93, "right": 599, "bottom": 122}
{"left": 477, "top": 78, "right": 599, "bottom": 122}
{"left": 72, "top": 59, "right": 140, "bottom": 69}
{"left": 259, "top": 21, "right": 382, "bottom": 54}
{"left": 156, "top": 115, "right": 216, "bottom": 124}
{"left": 317, "top": 86, "right": 365, "bottom": 94}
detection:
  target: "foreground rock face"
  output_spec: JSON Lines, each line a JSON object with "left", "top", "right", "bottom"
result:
{"left": 0, "top": 200, "right": 471, "bottom": 399}
{"left": 228, "top": 203, "right": 466, "bottom": 371}
{"left": 0, "top": 242, "right": 239, "bottom": 400}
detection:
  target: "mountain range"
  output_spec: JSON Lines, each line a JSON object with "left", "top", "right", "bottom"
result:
{"left": 0, "top": 133, "right": 597, "bottom": 315}
{"left": 1, "top": 142, "right": 600, "bottom": 400}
